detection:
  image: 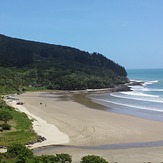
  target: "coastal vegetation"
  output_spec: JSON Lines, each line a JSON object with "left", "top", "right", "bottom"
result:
{"left": 2, "top": 144, "right": 71, "bottom": 163}
{"left": 81, "top": 155, "right": 108, "bottom": 163}
{"left": 0, "top": 100, "right": 37, "bottom": 146}
{"left": 0, "top": 110, "right": 13, "bottom": 124}
{"left": 0, "top": 34, "right": 128, "bottom": 93}
{"left": 0, "top": 144, "right": 110, "bottom": 163}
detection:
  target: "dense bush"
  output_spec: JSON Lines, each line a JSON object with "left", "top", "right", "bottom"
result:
{"left": 80, "top": 155, "right": 108, "bottom": 163}
{"left": 0, "top": 34, "right": 127, "bottom": 76}
{"left": 0, "top": 123, "right": 11, "bottom": 130}
{"left": 7, "top": 144, "right": 33, "bottom": 159}
{"left": 0, "top": 110, "right": 13, "bottom": 124}
{"left": 4, "top": 144, "right": 72, "bottom": 163}
{"left": 33, "top": 154, "right": 72, "bottom": 163}
{"left": 1, "top": 145, "right": 111, "bottom": 163}
{"left": 0, "top": 34, "right": 128, "bottom": 93}
{"left": 32, "top": 155, "right": 59, "bottom": 163}
{"left": 55, "top": 153, "right": 72, "bottom": 163}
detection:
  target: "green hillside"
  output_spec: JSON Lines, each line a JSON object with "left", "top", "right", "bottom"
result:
{"left": 0, "top": 34, "right": 128, "bottom": 92}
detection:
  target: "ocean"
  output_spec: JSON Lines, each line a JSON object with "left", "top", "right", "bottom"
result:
{"left": 91, "top": 69, "right": 163, "bottom": 121}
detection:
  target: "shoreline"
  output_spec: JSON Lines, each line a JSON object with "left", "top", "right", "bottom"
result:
{"left": 33, "top": 145, "right": 163, "bottom": 163}
{"left": 3, "top": 90, "right": 163, "bottom": 162}
{"left": 5, "top": 98, "right": 69, "bottom": 149}
{"left": 14, "top": 92, "right": 163, "bottom": 144}
{"left": 65, "top": 83, "right": 131, "bottom": 94}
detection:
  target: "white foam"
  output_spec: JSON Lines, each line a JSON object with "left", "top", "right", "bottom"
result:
{"left": 129, "top": 85, "right": 163, "bottom": 93}
{"left": 94, "top": 98, "right": 163, "bottom": 113}
{"left": 111, "top": 93, "right": 162, "bottom": 103}
{"left": 120, "top": 91, "right": 159, "bottom": 98}
{"left": 130, "top": 80, "right": 158, "bottom": 85}
{"left": 143, "top": 80, "right": 158, "bottom": 86}
{"left": 142, "top": 88, "right": 163, "bottom": 92}
{"left": 129, "top": 79, "right": 163, "bottom": 94}
{"left": 130, "top": 79, "right": 144, "bottom": 83}
{"left": 130, "top": 87, "right": 145, "bottom": 92}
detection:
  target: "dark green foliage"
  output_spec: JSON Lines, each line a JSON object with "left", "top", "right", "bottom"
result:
{"left": 4, "top": 144, "right": 72, "bottom": 163}
{"left": 80, "top": 155, "right": 108, "bottom": 163}
{"left": 0, "top": 100, "right": 5, "bottom": 108}
{"left": 0, "top": 35, "right": 33, "bottom": 67}
{"left": 32, "top": 154, "right": 72, "bottom": 163}
{"left": 7, "top": 144, "right": 33, "bottom": 159}
{"left": 32, "top": 155, "right": 59, "bottom": 163}
{"left": 0, "top": 67, "right": 23, "bottom": 94}
{"left": 0, "top": 110, "right": 13, "bottom": 124}
{"left": 2, "top": 145, "right": 110, "bottom": 163}
{"left": 0, "top": 123, "right": 11, "bottom": 130}
{"left": 57, "top": 74, "right": 87, "bottom": 90}
{"left": 0, "top": 34, "right": 128, "bottom": 91}
{"left": 55, "top": 153, "right": 72, "bottom": 163}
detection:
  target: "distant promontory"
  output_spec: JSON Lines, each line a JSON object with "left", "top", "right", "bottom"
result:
{"left": 0, "top": 34, "right": 128, "bottom": 93}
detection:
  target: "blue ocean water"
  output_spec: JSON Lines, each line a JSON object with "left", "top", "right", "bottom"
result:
{"left": 127, "top": 69, "right": 163, "bottom": 97}
{"left": 91, "top": 69, "right": 163, "bottom": 121}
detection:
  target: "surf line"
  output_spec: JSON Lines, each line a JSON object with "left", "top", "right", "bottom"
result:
{"left": 93, "top": 98, "right": 163, "bottom": 113}
{"left": 110, "top": 93, "right": 162, "bottom": 103}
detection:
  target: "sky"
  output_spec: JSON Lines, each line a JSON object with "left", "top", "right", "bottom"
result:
{"left": 1, "top": 0, "right": 163, "bottom": 69}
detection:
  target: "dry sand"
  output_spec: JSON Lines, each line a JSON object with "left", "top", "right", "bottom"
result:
{"left": 5, "top": 96, "right": 69, "bottom": 149}
{"left": 5, "top": 91, "right": 163, "bottom": 162}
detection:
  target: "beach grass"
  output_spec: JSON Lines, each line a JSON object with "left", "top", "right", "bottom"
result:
{"left": 0, "top": 103, "right": 37, "bottom": 146}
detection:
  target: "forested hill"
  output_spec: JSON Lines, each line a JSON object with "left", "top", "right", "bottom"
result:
{"left": 0, "top": 34, "right": 128, "bottom": 92}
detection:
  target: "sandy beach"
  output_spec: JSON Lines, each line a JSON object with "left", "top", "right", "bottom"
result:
{"left": 5, "top": 95, "right": 69, "bottom": 149}
{"left": 6, "top": 91, "right": 163, "bottom": 162}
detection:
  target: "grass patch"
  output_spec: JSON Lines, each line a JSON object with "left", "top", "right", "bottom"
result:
{"left": 10, "top": 110, "right": 32, "bottom": 130}
{"left": 0, "top": 102, "right": 37, "bottom": 146}
{"left": 0, "top": 131, "right": 36, "bottom": 146}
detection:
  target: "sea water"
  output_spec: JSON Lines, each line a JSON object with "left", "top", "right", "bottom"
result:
{"left": 91, "top": 69, "right": 163, "bottom": 121}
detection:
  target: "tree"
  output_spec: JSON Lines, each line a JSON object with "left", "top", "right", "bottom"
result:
{"left": 80, "top": 155, "right": 108, "bottom": 163}
{"left": 0, "top": 110, "right": 13, "bottom": 124}
{"left": 7, "top": 144, "right": 33, "bottom": 159}
{"left": 0, "top": 34, "right": 128, "bottom": 93}
{"left": 55, "top": 153, "right": 72, "bottom": 163}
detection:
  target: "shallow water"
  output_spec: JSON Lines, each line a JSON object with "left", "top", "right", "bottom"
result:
{"left": 89, "top": 69, "right": 163, "bottom": 122}
{"left": 33, "top": 139, "right": 163, "bottom": 154}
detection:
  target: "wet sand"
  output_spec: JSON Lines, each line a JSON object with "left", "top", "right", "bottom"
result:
{"left": 33, "top": 146, "right": 163, "bottom": 163}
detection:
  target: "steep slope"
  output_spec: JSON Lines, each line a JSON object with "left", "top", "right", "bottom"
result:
{"left": 0, "top": 34, "right": 128, "bottom": 91}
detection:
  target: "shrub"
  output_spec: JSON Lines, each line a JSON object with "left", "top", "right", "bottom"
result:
{"left": 32, "top": 154, "right": 72, "bottom": 163}
{"left": 33, "top": 155, "right": 58, "bottom": 163}
{"left": 56, "top": 153, "right": 72, "bottom": 163}
{"left": 0, "top": 123, "right": 11, "bottom": 130}
{"left": 80, "top": 155, "right": 108, "bottom": 163}
{"left": 7, "top": 144, "right": 33, "bottom": 159}
{"left": 0, "top": 110, "right": 13, "bottom": 124}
